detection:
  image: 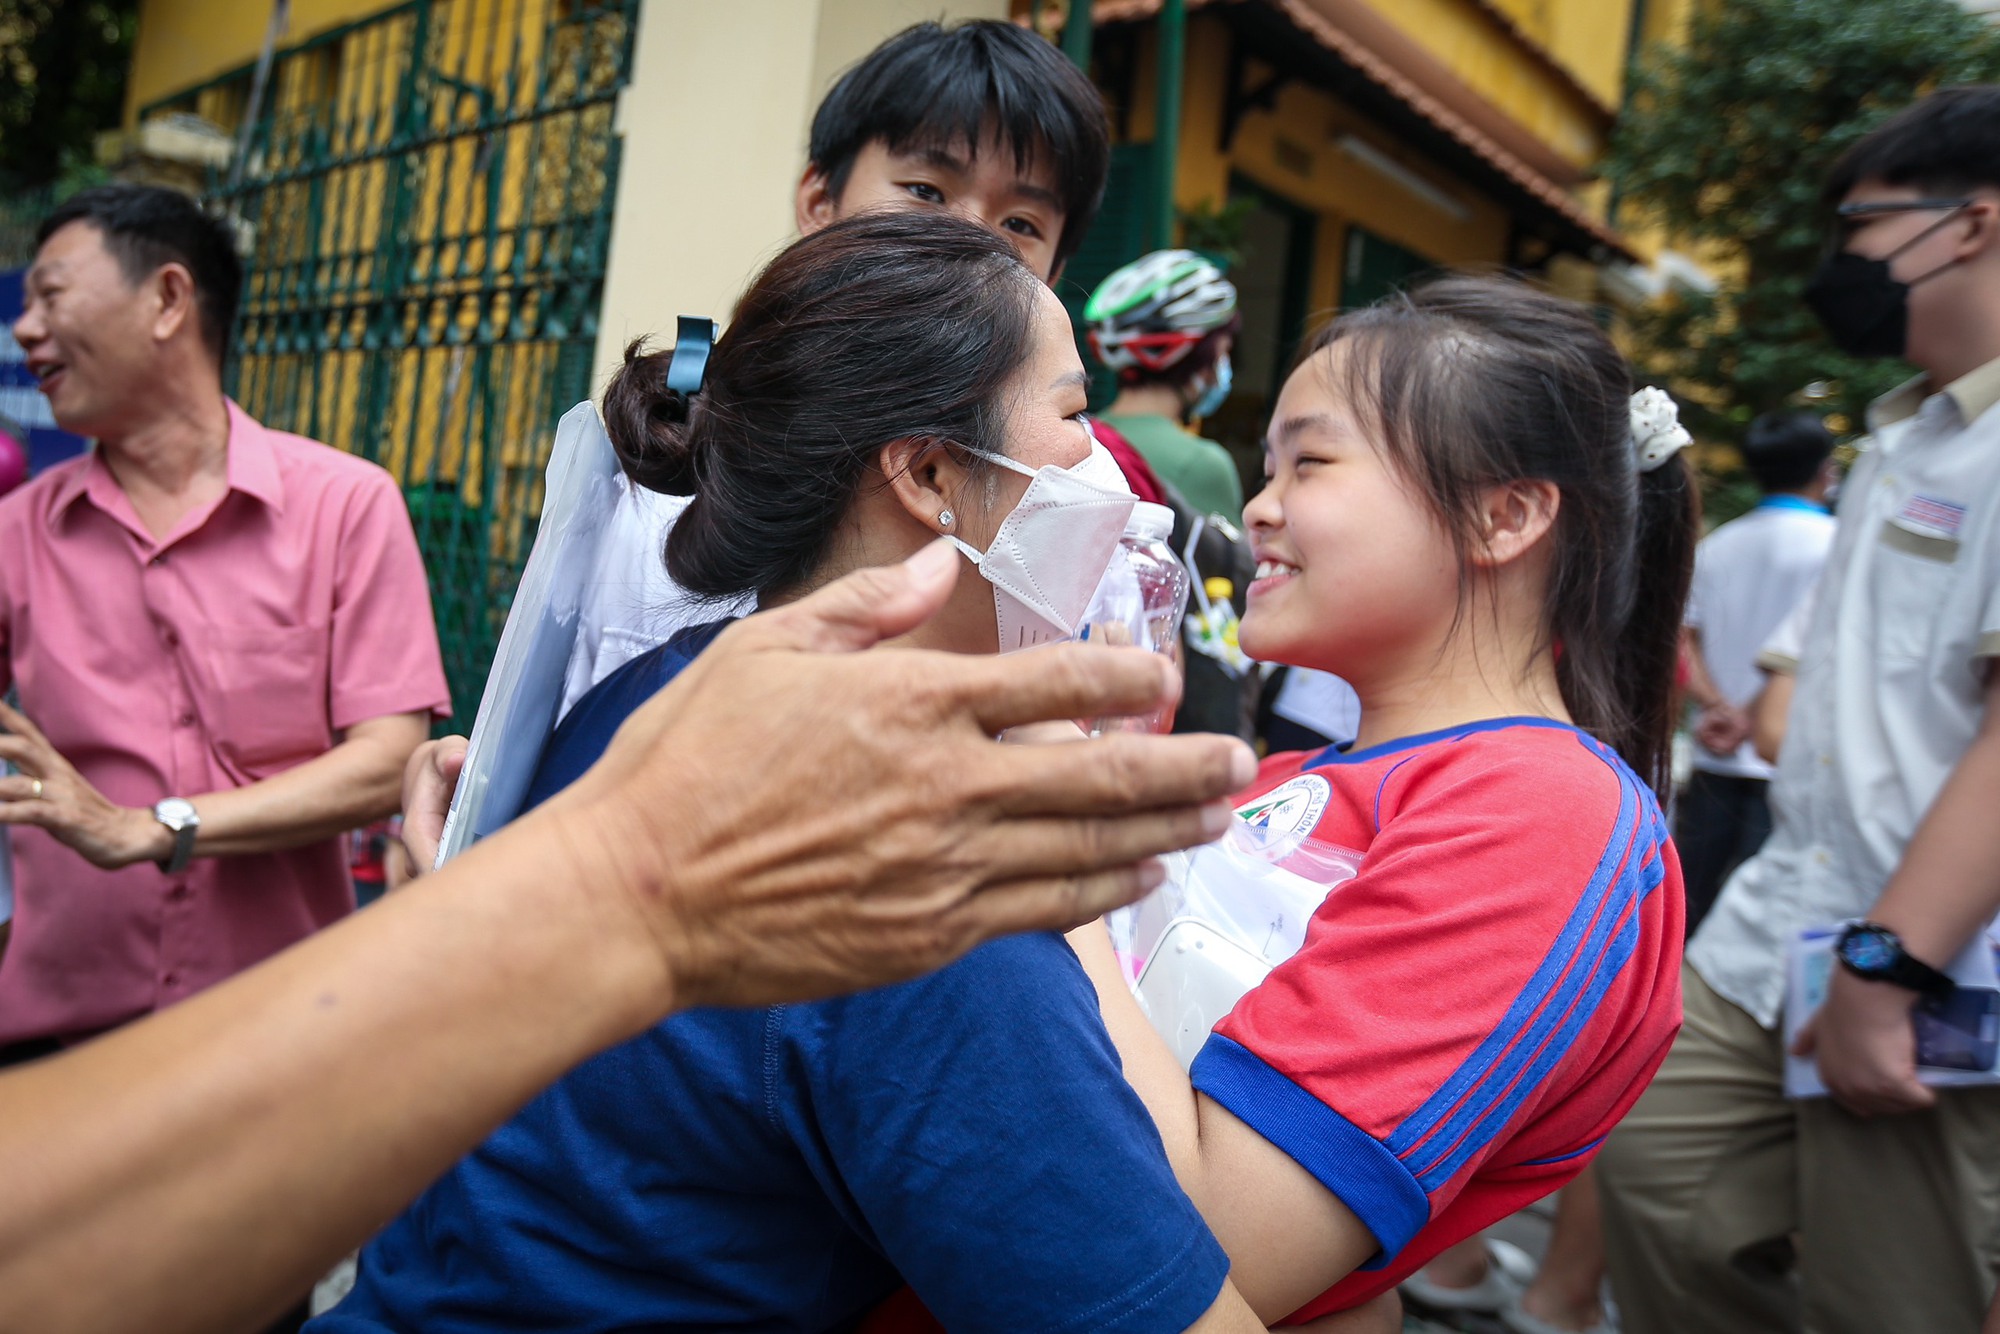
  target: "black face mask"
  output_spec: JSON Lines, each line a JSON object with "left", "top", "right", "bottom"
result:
{"left": 1803, "top": 208, "right": 1966, "bottom": 359}
{"left": 1802, "top": 250, "right": 1910, "bottom": 358}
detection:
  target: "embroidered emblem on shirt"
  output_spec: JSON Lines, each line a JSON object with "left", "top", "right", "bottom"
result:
{"left": 1234, "top": 773, "right": 1331, "bottom": 844}
{"left": 1898, "top": 494, "right": 1966, "bottom": 538}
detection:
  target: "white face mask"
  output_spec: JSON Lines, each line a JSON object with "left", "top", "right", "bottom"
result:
{"left": 949, "top": 440, "right": 1138, "bottom": 651}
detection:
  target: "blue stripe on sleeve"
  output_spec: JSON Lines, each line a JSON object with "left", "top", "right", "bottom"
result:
{"left": 1192, "top": 1033, "right": 1431, "bottom": 1265}
{"left": 1387, "top": 738, "right": 1670, "bottom": 1189}
{"left": 1520, "top": 1135, "right": 1606, "bottom": 1167}
{"left": 1413, "top": 903, "right": 1645, "bottom": 1188}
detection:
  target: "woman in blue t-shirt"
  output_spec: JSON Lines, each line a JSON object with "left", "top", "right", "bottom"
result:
{"left": 311, "top": 212, "right": 1256, "bottom": 1333}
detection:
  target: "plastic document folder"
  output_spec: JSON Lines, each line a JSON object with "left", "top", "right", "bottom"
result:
{"left": 1109, "top": 818, "right": 1362, "bottom": 1071}
{"left": 435, "top": 402, "right": 623, "bottom": 867}
{"left": 1784, "top": 921, "right": 2000, "bottom": 1098}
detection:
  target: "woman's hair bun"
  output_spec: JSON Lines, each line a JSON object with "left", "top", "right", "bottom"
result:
{"left": 602, "top": 337, "right": 700, "bottom": 495}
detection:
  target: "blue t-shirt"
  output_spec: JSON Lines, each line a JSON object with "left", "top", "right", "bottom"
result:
{"left": 315, "top": 621, "right": 1230, "bottom": 1334}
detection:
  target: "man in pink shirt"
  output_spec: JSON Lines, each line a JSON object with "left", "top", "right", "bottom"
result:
{"left": 0, "top": 184, "right": 449, "bottom": 1060}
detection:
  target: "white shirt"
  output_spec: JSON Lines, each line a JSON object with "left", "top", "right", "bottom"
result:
{"left": 1271, "top": 668, "right": 1362, "bottom": 747}
{"left": 559, "top": 477, "right": 752, "bottom": 717}
{"left": 1688, "top": 360, "right": 2000, "bottom": 1027}
{"left": 1685, "top": 499, "right": 1836, "bottom": 778}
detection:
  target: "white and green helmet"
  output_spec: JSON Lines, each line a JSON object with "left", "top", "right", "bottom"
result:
{"left": 1084, "top": 249, "right": 1238, "bottom": 374}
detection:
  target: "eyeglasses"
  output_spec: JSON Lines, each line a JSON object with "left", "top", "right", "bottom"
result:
{"left": 1831, "top": 197, "right": 1971, "bottom": 245}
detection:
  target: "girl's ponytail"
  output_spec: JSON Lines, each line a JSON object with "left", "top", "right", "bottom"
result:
{"left": 1615, "top": 454, "right": 1700, "bottom": 794}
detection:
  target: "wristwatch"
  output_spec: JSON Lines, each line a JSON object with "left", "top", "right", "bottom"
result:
{"left": 152, "top": 797, "right": 200, "bottom": 876}
{"left": 1834, "top": 921, "right": 1954, "bottom": 1000}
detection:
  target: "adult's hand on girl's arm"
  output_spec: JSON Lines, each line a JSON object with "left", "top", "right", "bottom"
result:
{"left": 0, "top": 541, "right": 1255, "bottom": 1334}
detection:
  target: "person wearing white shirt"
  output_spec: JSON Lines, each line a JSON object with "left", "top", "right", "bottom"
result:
{"left": 1598, "top": 87, "right": 2000, "bottom": 1334}
{"left": 1676, "top": 412, "right": 1837, "bottom": 931}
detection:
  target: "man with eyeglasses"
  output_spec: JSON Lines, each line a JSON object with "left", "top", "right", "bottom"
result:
{"left": 1598, "top": 86, "right": 2000, "bottom": 1334}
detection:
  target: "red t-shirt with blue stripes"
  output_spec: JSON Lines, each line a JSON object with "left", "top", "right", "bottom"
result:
{"left": 1194, "top": 717, "right": 1684, "bottom": 1320}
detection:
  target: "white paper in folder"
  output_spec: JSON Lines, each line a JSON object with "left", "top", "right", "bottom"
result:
{"left": 434, "top": 401, "right": 624, "bottom": 867}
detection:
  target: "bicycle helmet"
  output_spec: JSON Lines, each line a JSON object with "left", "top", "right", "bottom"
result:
{"left": 1085, "top": 249, "right": 1238, "bottom": 374}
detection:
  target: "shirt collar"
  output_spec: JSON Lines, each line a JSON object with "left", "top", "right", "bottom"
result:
{"left": 1945, "top": 354, "right": 2000, "bottom": 424}
{"left": 1867, "top": 353, "right": 2000, "bottom": 434}
{"left": 221, "top": 398, "right": 285, "bottom": 513}
{"left": 1867, "top": 375, "right": 1932, "bottom": 433}
{"left": 46, "top": 448, "right": 101, "bottom": 521}
{"left": 46, "top": 398, "right": 285, "bottom": 532}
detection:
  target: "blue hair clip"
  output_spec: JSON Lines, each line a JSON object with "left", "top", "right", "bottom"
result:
{"left": 665, "top": 315, "right": 719, "bottom": 395}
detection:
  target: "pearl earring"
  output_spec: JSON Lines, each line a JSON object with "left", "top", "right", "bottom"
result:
{"left": 937, "top": 509, "right": 955, "bottom": 528}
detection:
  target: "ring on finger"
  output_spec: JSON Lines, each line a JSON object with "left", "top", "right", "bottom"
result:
{"left": 28, "top": 778, "right": 41, "bottom": 800}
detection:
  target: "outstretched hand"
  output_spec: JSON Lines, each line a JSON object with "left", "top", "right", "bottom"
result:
{"left": 0, "top": 542, "right": 1257, "bottom": 1334}
{"left": 548, "top": 538, "right": 1255, "bottom": 1010}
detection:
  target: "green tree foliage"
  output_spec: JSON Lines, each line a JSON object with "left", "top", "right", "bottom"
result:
{"left": 1606, "top": 0, "right": 2000, "bottom": 452}
{"left": 0, "top": 0, "right": 138, "bottom": 193}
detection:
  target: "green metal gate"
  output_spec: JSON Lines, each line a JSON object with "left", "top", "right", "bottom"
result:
{"left": 142, "top": 0, "right": 638, "bottom": 720}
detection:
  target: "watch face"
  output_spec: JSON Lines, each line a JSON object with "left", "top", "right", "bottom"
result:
{"left": 1845, "top": 928, "right": 1898, "bottom": 972}
{"left": 156, "top": 798, "right": 197, "bottom": 828}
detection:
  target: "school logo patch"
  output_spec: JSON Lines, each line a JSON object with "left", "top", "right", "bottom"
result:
{"left": 1899, "top": 493, "right": 1966, "bottom": 539}
{"left": 1233, "top": 774, "right": 1331, "bottom": 843}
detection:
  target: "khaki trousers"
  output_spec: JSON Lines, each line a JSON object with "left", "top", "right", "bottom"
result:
{"left": 1598, "top": 966, "right": 2000, "bottom": 1334}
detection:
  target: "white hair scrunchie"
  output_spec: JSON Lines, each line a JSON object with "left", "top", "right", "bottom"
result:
{"left": 1629, "top": 386, "right": 1692, "bottom": 473}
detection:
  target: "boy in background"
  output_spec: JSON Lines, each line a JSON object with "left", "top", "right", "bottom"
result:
{"left": 1677, "top": 411, "right": 1837, "bottom": 931}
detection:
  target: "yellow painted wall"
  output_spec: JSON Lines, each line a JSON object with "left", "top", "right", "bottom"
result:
{"left": 591, "top": 0, "right": 1005, "bottom": 388}
{"left": 1635, "top": 0, "right": 1696, "bottom": 51}
{"left": 1479, "top": 0, "right": 1637, "bottom": 110}
{"left": 1606, "top": 0, "right": 1700, "bottom": 267}
{"left": 1541, "top": 0, "right": 1636, "bottom": 110}
{"left": 1334, "top": 0, "right": 1630, "bottom": 169}
{"left": 591, "top": 0, "right": 824, "bottom": 383}
{"left": 1159, "top": 14, "right": 1509, "bottom": 312}
{"left": 126, "top": 0, "right": 391, "bottom": 123}
{"left": 807, "top": 0, "right": 1004, "bottom": 110}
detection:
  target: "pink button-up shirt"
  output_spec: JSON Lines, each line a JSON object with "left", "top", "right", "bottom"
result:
{"left": 0, "top": 400, "right": 450, "bottom": 1043}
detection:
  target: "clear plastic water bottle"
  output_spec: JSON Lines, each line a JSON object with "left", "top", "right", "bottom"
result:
{"left": 1079, "top": 501, "right": 1190, "bottom": 733}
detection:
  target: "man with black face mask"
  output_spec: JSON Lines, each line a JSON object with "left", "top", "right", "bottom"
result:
{"left": 1599, "top": 86, "right": 2000, "bottom": 1334}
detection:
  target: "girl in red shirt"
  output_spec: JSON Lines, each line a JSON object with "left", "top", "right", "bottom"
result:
{"left": 1071, "top": 275, "right": 1697, "bottom": 1328}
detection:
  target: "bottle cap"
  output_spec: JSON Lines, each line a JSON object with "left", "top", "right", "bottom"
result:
{"left": 1204, "top": 576, "right": 1234, "bottom": 601}
{"left": 1125, "top": 501, "right": 1176, "bottom": 542}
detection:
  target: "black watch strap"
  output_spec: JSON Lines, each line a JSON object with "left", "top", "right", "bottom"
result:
{"left": 1835, "top": 921, "right": 1955, "bottom": 999}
